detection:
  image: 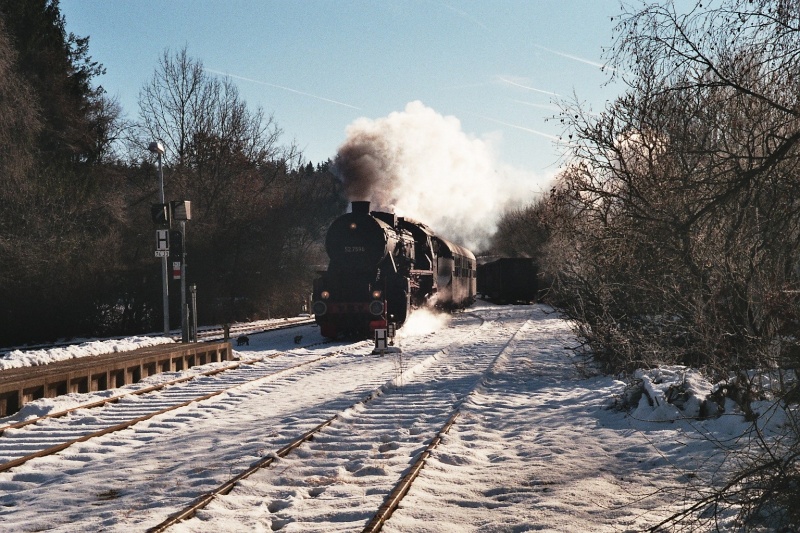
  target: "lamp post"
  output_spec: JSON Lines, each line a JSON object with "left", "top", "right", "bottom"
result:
{"left": 148, "top": 141, "right": 170, "bottom": 335}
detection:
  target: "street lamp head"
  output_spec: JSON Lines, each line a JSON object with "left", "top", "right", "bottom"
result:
{"left": 148, "top": 141, "right": 165, "bottom": 155}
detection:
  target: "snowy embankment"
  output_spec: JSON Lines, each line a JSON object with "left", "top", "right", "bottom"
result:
{"left": 384, "top": 311, "right": 758, "bottom": 532}
{"left": 0, "top": 304, "right": 790, "bottom": 531}
{"left": 0, "top": 316, "right": 310, "bottom": 371}
{"left": 0, "top": 336, "right": 175, "bottom": 370}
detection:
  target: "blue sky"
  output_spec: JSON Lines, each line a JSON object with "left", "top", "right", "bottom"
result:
{"left": 60, "top": 0, "right": 624, "bottom": 180}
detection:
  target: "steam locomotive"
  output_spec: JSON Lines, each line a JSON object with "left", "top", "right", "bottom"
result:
{"left": 312, "top": 201, "right": 476, "bottom": 338}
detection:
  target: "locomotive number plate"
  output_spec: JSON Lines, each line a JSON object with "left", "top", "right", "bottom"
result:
{"left": 345, "top": 246, "right": 365, "bottom": 252}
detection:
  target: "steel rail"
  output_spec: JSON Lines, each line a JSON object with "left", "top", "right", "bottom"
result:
{"left": 146, "top": 371, "right": 466, "bottom": 533}
{"left": 0, "top": 317, "right": 315, "bottom": 356}
{"left": 0, "top": 357, "right": 263, "bottom": 436}
{"left": 363, "top": 312, "right": 525, "bottom": 532}
{"left": 194, "top": 317, "right": 315, "bottom": 342}
{"left": 0, "top": 335, "right": 334, "bottom": 436}
{"left": 146, "top": 317, "right": 492, "bottom": 532}
{"left": 146, "top": 417, "right": 337, "bottom": 533}
{"left": 362, "top": 410, "right": 461, "bottom": 533}
{"left": 146, "top": 382, "right": 387, "bottom": 533}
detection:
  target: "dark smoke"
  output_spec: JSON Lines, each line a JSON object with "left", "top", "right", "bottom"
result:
{"left": 333, "top": 132, "right": 395, "bottom": 205}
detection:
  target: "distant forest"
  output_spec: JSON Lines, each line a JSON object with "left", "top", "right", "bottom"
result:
{"left": 0, "top": 1, "right": 347, "bottom": 345}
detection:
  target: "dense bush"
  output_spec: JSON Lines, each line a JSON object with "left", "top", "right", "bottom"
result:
{"left": 538, "top": 1, "right": 800, "bottom": 528}
{"left": 546, "top": 0, "right": 800, "bottom": 377}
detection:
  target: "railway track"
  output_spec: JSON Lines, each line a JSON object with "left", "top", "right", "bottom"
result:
{"left": 0, "top": 309, "right": 529, "bottom": 532}
{"left": 149, "top": 311, "right": 530, "bottom": 532}
{"left": 194, "top": 316, "right": 314, "bottom": 343}
{"left": 0, "top": 318, "right": 318, "bottom": 418}
{"left": 0, "top": 340, "right": 367, "bottom": 472}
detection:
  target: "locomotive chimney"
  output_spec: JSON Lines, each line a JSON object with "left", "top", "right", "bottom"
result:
{"left": 352, "top": 201, "right": 370, "bottom": 214}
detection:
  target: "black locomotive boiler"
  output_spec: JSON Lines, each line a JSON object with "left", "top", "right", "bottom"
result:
{"left": 312, "top": 201, "right": 476, "bottom": 338}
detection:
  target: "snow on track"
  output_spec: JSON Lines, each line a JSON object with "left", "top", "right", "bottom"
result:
{"left": 0, "top": 312, "right": 486, "bottom": 531}
{"left": 0, "top": 343, "right": 373, "bottom": 468}
{"left": 169, "top": 309, "right": 529, "bottom": 532}
{"left": 0, "top": 305, "right": 759, "bottom": 531}
{"left": 384, "top": 307, "right": 729, "bottom": 532}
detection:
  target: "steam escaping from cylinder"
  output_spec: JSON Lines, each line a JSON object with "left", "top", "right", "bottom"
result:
{"left": 396, "top": 308, "right": 451, "bottom": 339}
{"left": 333, "top": 101, "right": 551, "bottom": 250}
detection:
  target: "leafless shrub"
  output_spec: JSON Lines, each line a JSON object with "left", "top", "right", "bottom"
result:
{"left": 539, "top": 0, "right": 800, "bottom": 528}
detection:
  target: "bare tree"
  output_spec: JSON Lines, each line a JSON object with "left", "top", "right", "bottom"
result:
{"left": 134, "top": 47, "right": 344, "bottom": 324}
{"left": 137, "top": 47, "right": 205, "bottom": 168}
{"left": 549, "top": 0, "right": 800, "bottom": 370}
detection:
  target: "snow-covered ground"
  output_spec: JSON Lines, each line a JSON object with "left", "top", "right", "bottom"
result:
{"left": 0, "top": 303, "right": 784, "bottom": 531}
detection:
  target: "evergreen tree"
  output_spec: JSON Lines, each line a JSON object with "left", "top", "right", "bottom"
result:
{"left": 0, "top": 0, "right": 124, "bottom": 344}
{"left": 0, "top": 0, "right": 108, "bottom": 165}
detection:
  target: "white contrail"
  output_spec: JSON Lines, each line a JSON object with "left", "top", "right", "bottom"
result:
{"left": 439, "top": 1, "right": 489, "bottom": 30}
{"left": 498, "top": 76, "right": 560, "bottom": 97}
{"left": 472, "top": 113, "right": 562, "bottom": 142}
{"left": 204, "top": 68, "right": 362, "bottom": 110}
{"left": 533, "top": 44, "right": 614, "bottom": 72}
{"left": 511, "top": 99, "right": 559, "bottom": 111}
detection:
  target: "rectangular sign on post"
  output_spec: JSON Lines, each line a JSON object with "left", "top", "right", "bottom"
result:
{"left": 374, "top": 328, "right": 388, "bottom": 351}
{"left": 156, "top": 229, "right": 169, "bottom": 251}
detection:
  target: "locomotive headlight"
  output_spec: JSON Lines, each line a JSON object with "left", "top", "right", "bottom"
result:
{"left": 369, "top": 300, "right": 384, "bottom": 316}
{"left": 349, "top": 222, "right": 357, "bottom": 230}
{"left": 372, "top": 290, "right": 382, "bottom": 299}
{"left": 321, "top": 290, "right": 330, "bottom": 300}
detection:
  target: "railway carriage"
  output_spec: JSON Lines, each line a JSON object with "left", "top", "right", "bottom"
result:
{"left": 477, "top": 257, "right": 539, "bottom": 304}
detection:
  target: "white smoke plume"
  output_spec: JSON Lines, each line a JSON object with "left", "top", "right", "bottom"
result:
{"left": 334, "top": 101, "right": 548, "bottom": 250}
{"left": 396, "top": 308, "right": 451, "bottom": 339}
